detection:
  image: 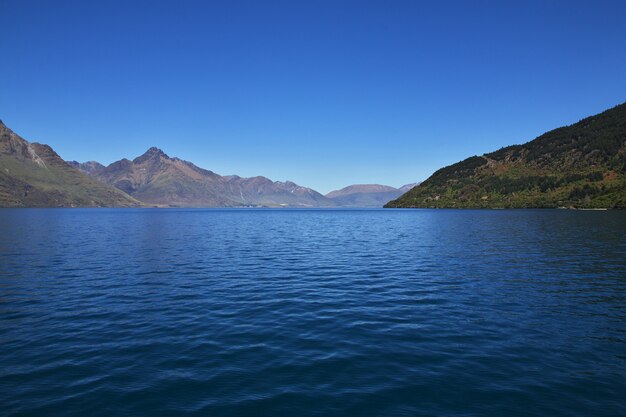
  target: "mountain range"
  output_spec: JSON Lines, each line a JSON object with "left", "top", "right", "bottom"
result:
{"left": 69, "top": 150, "right": 417, "bottom": 208}
{"left": 4, "top": 101, "right": 625, "bottom": 209}
{"left": 69, "top": 148, "right": 335, "bottom": 207}
{"left": 0, "top": 120, "right": 413, "bottom": 208}
{"left": 386, "top": 102, "right": 626, "bottom": 209}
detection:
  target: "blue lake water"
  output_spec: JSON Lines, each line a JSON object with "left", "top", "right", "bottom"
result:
{"left": 0, "top": 208, "right": 625, "bottom": 416}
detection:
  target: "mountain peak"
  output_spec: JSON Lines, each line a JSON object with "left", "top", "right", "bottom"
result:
{"left": 146, "top": 146, "right": 166, "bottom": 156}
{"left": 133, "top": 147, "right": 169, "bottom": 163}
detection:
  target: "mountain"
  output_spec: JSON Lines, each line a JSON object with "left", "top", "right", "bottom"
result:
{"left": 386, "top": 102, "right": 626, "bottom": 209}
{"left": 399, "top": 183, "right": 420, "bottom": 192}
{"left": 67, "top": 160, "right": 105, "bottom": 175}
{"left": 73, "top": 148, "right": 335, "bottom": 207}
{"left": 326, "top": 184, "right": 404, "bottom": 207}
{"left": 0, "top": 121, "right": 141, "bottom": 208}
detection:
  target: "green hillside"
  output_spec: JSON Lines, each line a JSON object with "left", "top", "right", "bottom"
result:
{"left": 385, "top": 102, "right": 626, "bottom": 209}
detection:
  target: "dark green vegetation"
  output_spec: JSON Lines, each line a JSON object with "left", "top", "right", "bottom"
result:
{"left": 386, "top": 102, "right": 626, "bottom": 209}
{"left": 0, "top": 121, "right": 140, "bottom": 208}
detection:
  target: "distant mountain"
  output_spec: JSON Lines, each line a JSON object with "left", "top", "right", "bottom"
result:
{"left": 399, "top": 183, "right": 420, "bottom": 192}
{"left": 67, "top": 160, "right": 105, "bottom": 175}
{"left": 386, "top": 102, "right": 626, "bottom": 209}
{"left": 0, "top": 121, "right": 140, "bottom": 207}
{"left": 73, "top": 147, "right": 335, "bottom": 207}
{"left": 326, "top": 184, "right": 404, "bottom": 207}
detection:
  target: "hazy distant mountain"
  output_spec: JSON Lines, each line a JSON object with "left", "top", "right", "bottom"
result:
{"left": 73, "top": 147, "right": 336, "bottom": 207}
{"left": 325, "top": 184, "right": 404, "bottom": 207}
{"left": 0, "top": 121, "right": 141, "bottom": 207}
{"left": 67, "top": 160, "right": 105, "bottom": 175}
{"left": 386, "top": 102, "right": 626, "bottom": 209}
{"left": 399, "top": 183, "right": 420, "bottom": 192}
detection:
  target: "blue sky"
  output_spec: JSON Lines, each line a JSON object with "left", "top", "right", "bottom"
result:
{"left": 1, "top": 0, "right": 626, "bottom": 193}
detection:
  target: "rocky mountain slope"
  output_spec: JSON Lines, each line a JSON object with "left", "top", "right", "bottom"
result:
{"left": 72, "top": 148, "right": 335, "bottom": 207}
{"left": 0, "top": 121, "right": 141, "bottom": 207}
{"left": 386, "top": 102, "right": 626, "bottom": 209}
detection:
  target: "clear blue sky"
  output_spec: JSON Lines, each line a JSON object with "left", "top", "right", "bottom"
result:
{"left": 1, "top": 0, "right": 626, "bottom": 193}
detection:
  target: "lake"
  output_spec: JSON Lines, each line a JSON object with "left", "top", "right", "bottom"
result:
{"left": 0, "top": 208, "right": 625, "bottom": 416}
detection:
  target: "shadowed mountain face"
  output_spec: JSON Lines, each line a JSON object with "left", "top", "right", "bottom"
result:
{"left": 0, "top": 121, "right": 141, "bottom": 207}
{"left": 325, "top": 184, "right": 404, "bottom": 207}
{"left": 386, "top": 102, "right": 626, "bottom": 209}
{"left": 73, "top": 148, "right": 335, "bottom": 207}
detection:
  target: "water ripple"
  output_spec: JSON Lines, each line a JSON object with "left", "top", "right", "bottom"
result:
{"left": 0, "top": 208, "right": 625, "bottom": 416}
